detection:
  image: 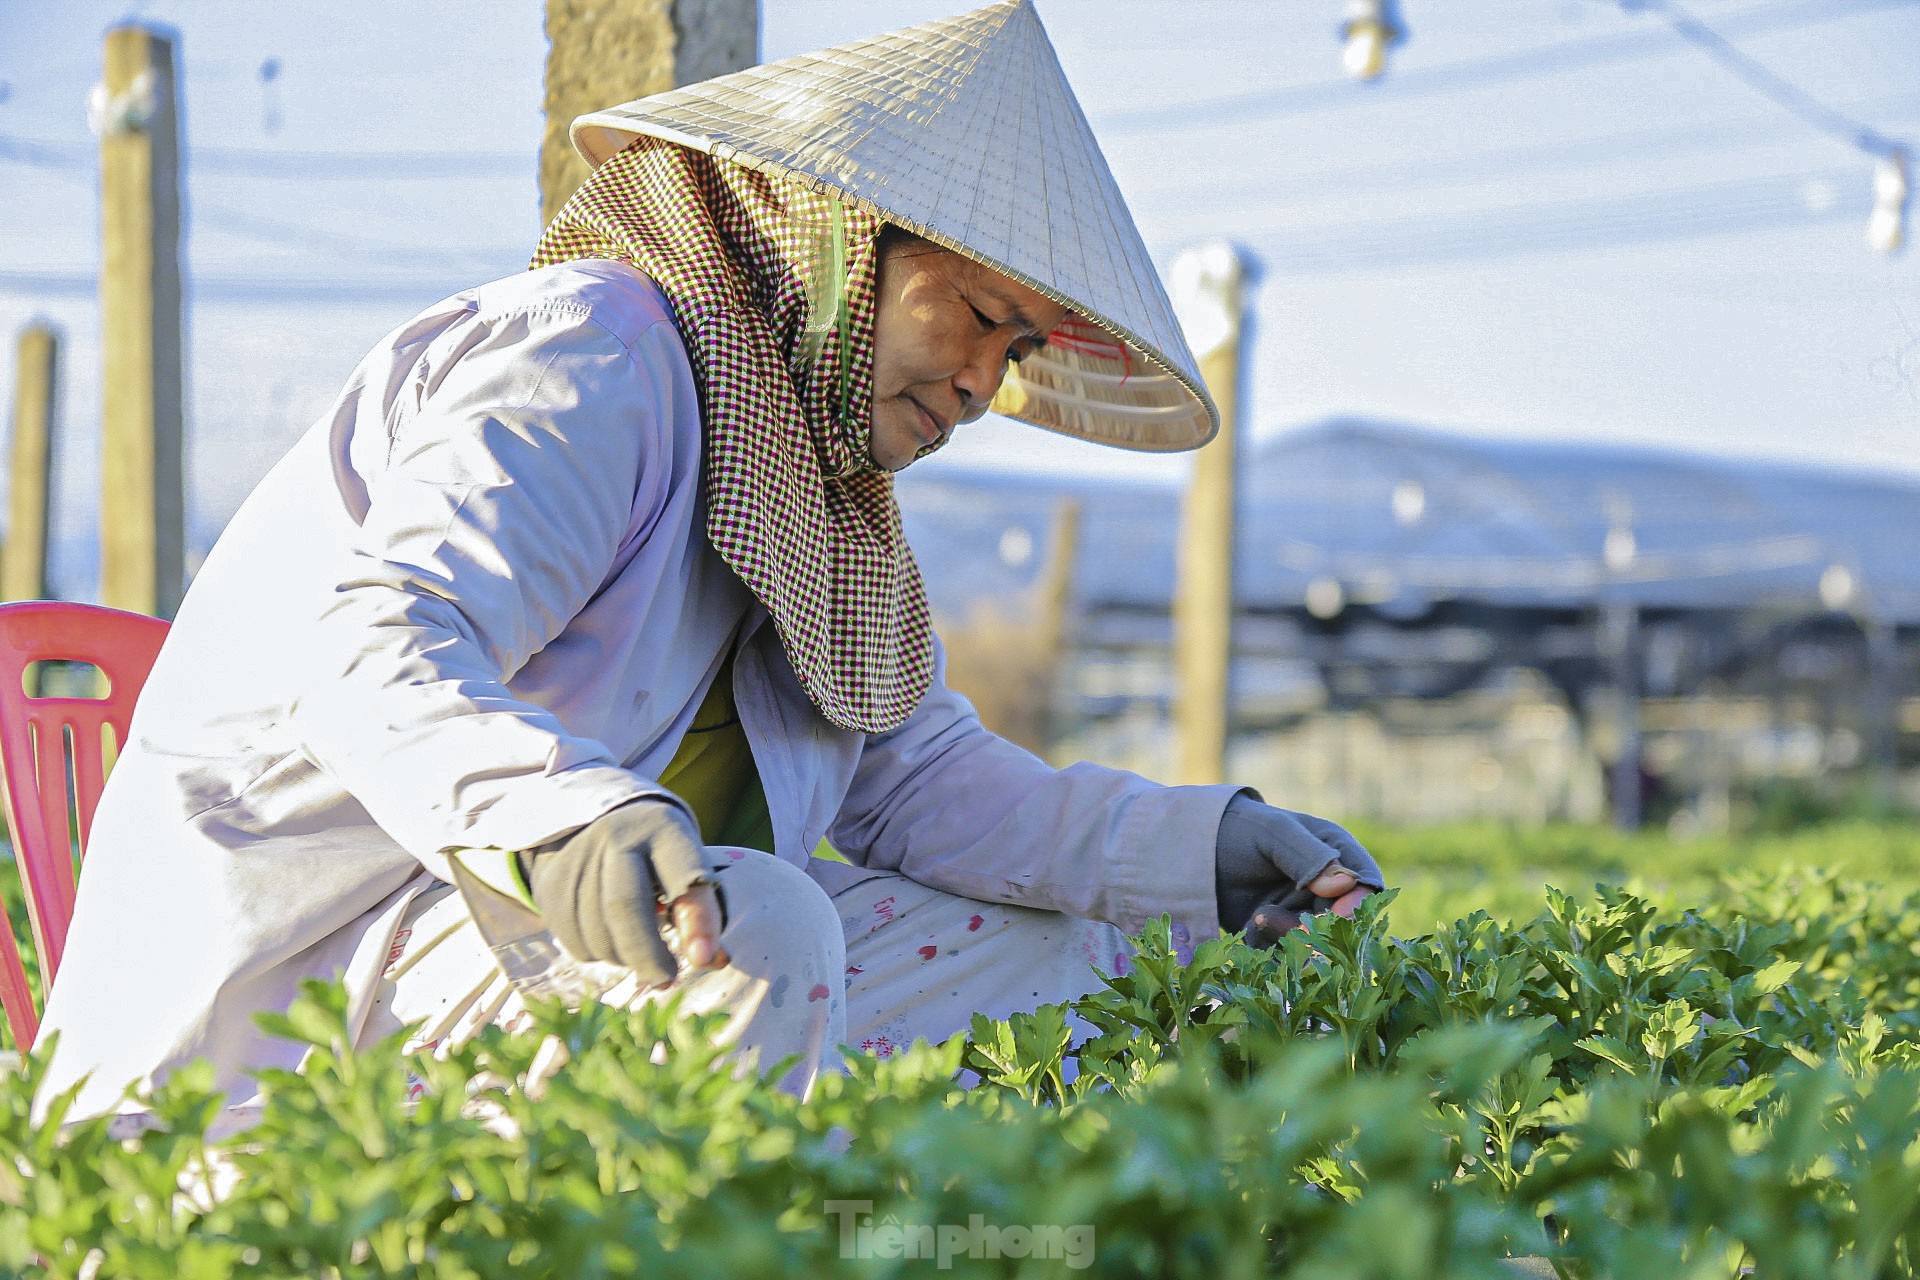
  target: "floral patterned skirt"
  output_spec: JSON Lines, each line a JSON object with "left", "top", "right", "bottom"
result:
{"left": 361, "top": 847, "right": 1138, "bottom": 1100}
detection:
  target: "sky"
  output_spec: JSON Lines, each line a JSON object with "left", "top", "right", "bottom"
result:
{"left": 0, "top": 0, "right": 1916, "bottom": 599}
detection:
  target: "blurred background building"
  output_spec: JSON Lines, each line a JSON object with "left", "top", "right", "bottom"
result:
{"left": 913, "top": 418, "right": 1920, "bottom": 831}
{"left": 0, "top": 0, "right": 1915, "bottom": 833}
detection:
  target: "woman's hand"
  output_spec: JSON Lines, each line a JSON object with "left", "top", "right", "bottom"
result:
{"left": 517, "top": 798, "right": 731, "bottom": 986}
{"left": 1213, "top": 796, "right": 1385, "bottom": 946}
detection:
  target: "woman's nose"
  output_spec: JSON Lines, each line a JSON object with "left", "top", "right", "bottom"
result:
{"left": 953, "top": 338, "right": 1011, "bottom": 415}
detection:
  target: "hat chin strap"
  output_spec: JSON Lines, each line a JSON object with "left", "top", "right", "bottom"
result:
{"left": 795, "top": 198, "right": 871, "bottom": 475}
{"left": 830, "top": 203, "right": 857, "bottom": 443}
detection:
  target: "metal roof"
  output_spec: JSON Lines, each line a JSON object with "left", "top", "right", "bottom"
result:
{"left": 897, "top": 418, "right": 1920, "bottom": 623}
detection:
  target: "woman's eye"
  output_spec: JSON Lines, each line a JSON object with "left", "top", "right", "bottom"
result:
{"left": 970, "top": 303, "right": 1038, "bottom": 363}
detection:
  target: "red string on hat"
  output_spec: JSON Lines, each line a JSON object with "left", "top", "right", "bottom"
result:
{"left": 1047, "top": 316, "right": 1134, "bottom": 385}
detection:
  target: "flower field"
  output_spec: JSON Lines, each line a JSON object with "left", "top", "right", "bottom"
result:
{"left": 1359, "top": 818, "right": 1920, "bottom": 934}
{"left": 8, "top": 825, "right": 1920, "bottom": 1276}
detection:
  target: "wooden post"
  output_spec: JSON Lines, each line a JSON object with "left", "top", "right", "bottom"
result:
{"left": 1170, "top": 243, "right": 1246, "bottom": 786}
{"left": 1865, "top": 614, "right": 1900, "bottom": 811}
{"left": 1601, "top": 596, "right": 1643, "bottom": 831}
{"left": 5, "top": 325, "right": 56, "bottom": 602}
{"left": 1034, "top": 498, "right": 1081, "bottom": 758}
{"left": 542, "top": 0, "right": 759, "bottom": 225}
{"left": 98, "top": 25, "right": 185, "bottom": 618}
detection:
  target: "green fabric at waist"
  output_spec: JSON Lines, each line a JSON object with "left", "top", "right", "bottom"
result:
{"left": 658, "top": 650, "right": 775, "bottom": 854}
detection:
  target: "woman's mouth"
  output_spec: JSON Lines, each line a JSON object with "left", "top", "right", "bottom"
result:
{"left": 908, "top": 398, "right": 943, "bottom": 444}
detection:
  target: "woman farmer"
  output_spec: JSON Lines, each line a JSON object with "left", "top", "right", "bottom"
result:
{"left": 39, "top": 0, "right": 1382, "bottom": 1123}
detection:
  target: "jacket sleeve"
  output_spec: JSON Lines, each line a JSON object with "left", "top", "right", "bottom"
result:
{"left": 827, "top": 636, "right": 1239, "bottom": 941}
{"left": 286, "top": 303, "right": 697, "bottom": 868}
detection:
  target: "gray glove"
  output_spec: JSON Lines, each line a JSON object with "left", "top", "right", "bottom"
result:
{"left": 515, "top": 798, "right": 718, "bottom": 986}
{"left": 1214, "top": 795, "right": 1385, "bottom": 943}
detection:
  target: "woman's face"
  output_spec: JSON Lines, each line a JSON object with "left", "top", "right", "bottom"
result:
{"left": 867, "top": 240, "right": 1069, "bottom": 472}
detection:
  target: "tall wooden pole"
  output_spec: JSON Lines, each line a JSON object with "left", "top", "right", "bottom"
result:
{"left": 1865, "top": 613, "right": 1900, "bottom": 811}
{"left": 98, "top": 25, "right": 185, "bottom": 618}
{"left": 542, "top": 0, "right": 759, "bottom": 225}
{"left": 1602, "top": 596, "right": 1643, "bottom": 831}
{"left": 1170, "top": 243, "right": 1246, "bottom": 786}
{"left": 1034, "top": 497, "right": 1081, "bottom": 760}
{"left": 5, "top": 325, "right": 57, "bottom": 602}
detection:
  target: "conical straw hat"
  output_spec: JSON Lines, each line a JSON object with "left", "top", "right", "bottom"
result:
{"left": 572, "top": 0, "right": 1219, "bottom": 452}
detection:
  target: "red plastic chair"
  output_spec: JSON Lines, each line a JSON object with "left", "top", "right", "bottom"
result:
{"left": 0, "top": 602, "right": 169, "bottom": 1050}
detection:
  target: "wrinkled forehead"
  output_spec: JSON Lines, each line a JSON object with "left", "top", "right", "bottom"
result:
{"left": 877, "top": 223, "right": 1074, "bottom": 339}
{"left": 965, "top": 256, "right": 1073, "bottom": 338}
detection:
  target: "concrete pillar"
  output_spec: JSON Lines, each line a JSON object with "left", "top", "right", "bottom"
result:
{"left": 5, "top": 325, "right": 56, "bottom": 602}
{"left": 542, "top": 0, "right": 759, "bottom": 225}
{"left": 98, "top": 25, "right": 185, "bottom": 618}
{"left": 1169, "top": 243, "right": 1246, "bottom": 786}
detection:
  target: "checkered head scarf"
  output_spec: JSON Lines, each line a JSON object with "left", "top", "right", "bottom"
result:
{"left": 529, "top": 138, "right": 934, "bottom": 734}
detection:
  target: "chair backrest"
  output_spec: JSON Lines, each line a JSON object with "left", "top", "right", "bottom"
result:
{"left": 0, "top": 601, "right": 169, "bottom": 1050}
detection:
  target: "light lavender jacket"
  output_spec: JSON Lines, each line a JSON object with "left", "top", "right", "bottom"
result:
{"left": 37, "top": 261, "right": 1235, "bottom": 1119}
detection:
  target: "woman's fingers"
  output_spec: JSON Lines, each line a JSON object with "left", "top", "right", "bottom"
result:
{"left": 1297, "top": 855, "right": 1359, "bottom": 898}
{"left": 1245, "top": 902, "right": 1305, "bottom": 947}
{"left": 1245, "top": 884, "right": 1377, "bottom": 947}
{"left": 1307, "top": 864, "right": 1358, "bottom": 898}
{"left": 1329, "top": 886, "right": 1373, "bottom": 918}
{"left": 669, "top": 883, "right": 729, "bottom": 971}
